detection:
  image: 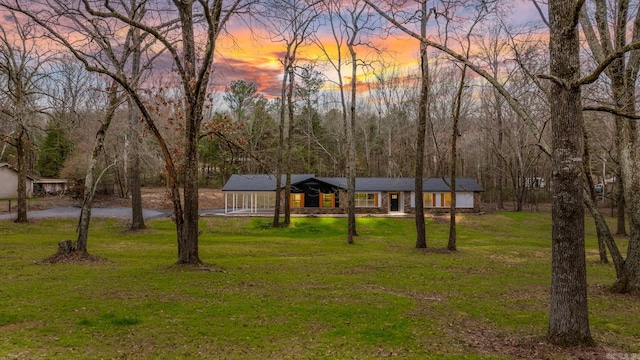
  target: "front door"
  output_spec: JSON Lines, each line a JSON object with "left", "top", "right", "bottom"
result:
{"left": 390, "top": 193, "right": 399, "bottom": 212}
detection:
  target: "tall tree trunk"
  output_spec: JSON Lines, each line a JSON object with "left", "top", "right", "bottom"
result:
{"left": 615, "top": 179, "right": 627, "bottom": 235}
{"left": 415, "top": 0, "right": 428, "bottom": 249}
{"left": 128, "top": 99, "right": 145, "bottom": 230}
{"left": 284, "top": 66, "right": 295, "bottom": 226}
{"left": 495, "top": 88, "right": 504, "bottom": 210}
{"left": 15, "top": 128, "right": 27, "bottom": 223}
{"left": 547, "top": 0, "right": 593, "bottom": 346}
{"left": 128, "top": 22, "right": 145, "bottom": 231}
{"left": 346, "top": 44, "right": 358, "bottom": 244}
{"left": 273, "top": 50, "right": 291, "bottom": 228}
{"left": 174, "top": 0, "right": 203, "bottom": 265}
{"left": 178, "top": 108, "right": 201, "bottom": 264}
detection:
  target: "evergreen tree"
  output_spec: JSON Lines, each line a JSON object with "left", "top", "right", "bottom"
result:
{"left": 37, "top": 125, "right": 73, "bottom": 178}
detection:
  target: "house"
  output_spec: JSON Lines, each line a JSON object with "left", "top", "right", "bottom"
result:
{"left": 0, "top": 163, "right": 34, "bottom": 199}
{"left": 222, "top": 174, "right": 484, "bottom": 214}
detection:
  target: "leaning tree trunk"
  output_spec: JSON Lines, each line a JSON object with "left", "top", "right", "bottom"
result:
{"left": 547, "top": 0, "right": 593, "bottom": 346}
{"left": 77, "top": 85, "right": 120, "bottom": 254}
{"left": 612, "top": 93, "right": 640, "bottom": 294}
{"left": 584, "top": 194, "right": 624, "bottom": 276}
{"left": 583, "top": 130, "right": 608, "bottom": 263}
{"left": 448, "top": 64, "right": 466, "bottom": 251}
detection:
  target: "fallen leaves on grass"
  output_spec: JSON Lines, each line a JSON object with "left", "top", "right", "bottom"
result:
{"left": 36, "top": 251, "right": 108, "bottom": 265}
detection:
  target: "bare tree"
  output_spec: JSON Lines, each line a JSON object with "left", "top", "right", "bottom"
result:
{"left": 542, "top": 0, "right": 593, "bottom": 346}
{"left": 321, "top": 0, "right": 381, "bottom": 243}
{"left": 579, "top": 0, "right": 640, "bottom": 294}
{"left": 260, "top": 0, "right": 320, "bottom": 227}
{"left": 1, "top": 0, "right": 251, "bottom": 263}
{"left": 0, "top": 13, "right": 49, "bottom": 223}
{"left": 367, "top": 0, "right": 629, "bottom": 346}
{"left": 415, "top": 0, "right": 431, "bottom": 249}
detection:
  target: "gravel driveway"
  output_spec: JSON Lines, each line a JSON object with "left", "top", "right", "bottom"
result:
{"left": 0, "top": 206, "right": 169, "bottom": 221}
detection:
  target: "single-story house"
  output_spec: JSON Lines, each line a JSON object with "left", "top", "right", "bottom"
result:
{"left": 222, "top": 174, "right": 484, "bottom": 214}
{"left": 0, "top": 163, "right": 35, "bottom": 199}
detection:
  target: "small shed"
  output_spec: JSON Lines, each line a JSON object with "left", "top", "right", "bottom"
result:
{"left": 34, "top": 178, "right": 69, "bottom": 195}
{"left": 0, "top": 163, "right": 34, "bottom": 198}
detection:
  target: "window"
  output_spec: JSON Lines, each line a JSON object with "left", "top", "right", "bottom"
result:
{"left": 321, "top": 193, "right": 334, "bottom": 208}
{"left": 423, "top": 193, "right": 436, "bottom": 207}
{"left": 290, "top": 193, "right": 304, "bottom": 208}
{"left": 355, "top": 192, "right": 378, "bottom": 207}
{"left": 441, "top": 193, "right": 451, "bottom": 207}
{"left": 423, "top": 193, "right": 450, "bottom": 207}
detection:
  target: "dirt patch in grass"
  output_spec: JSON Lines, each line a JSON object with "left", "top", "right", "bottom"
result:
{"left": 0, "top": 321, "right": 44, "bottom": 333}
{"left": 451, "top": 318, "right": 624, "bottom": 359}
{"left": 165, "top": 262, "right": 228, "bottom": 273}
{"left": 416, "top": 246, "right": 456, "bottom": 254}
{"left": 37, "top": 251, "right": 109, "bottom": 265}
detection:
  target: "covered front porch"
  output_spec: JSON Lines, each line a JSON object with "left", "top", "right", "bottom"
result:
{"left": 224, "top": 191, "right": 276, "bottom": 214}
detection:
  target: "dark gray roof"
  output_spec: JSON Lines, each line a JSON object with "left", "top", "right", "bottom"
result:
{"left": 223, "top": 174, "right": 483, "bottom": 192}
{"left": 424, "top": 177, "right": 485, "bottom": 192}
{"left": 221, "top": 174, "right": 315, "bottom": 191}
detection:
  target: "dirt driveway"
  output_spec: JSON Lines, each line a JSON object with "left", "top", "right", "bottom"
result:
{"left": 0, "top": 187, "right": 225, "bottom": 215}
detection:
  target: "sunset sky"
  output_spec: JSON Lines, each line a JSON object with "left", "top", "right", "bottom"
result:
{"left": 209, "top": 0, "right": 544, "bottom": 98}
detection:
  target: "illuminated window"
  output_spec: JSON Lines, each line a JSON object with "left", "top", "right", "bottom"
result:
{"left": 355, "top": 192, "right": 378, "bottom": 207}
{"left": 442, "top": 193, "right": 451, "bottom": 207}
{"left": 423, "top": 193, "right": 450, "bottom": 207}
{"left": 321, "top": 193, "right": 334, "bottom": 208}
{"left": 423, "top": 193, "right": 437, "bottom": 207}
{"left": 290, "top": 193, "right": 304, "bottom": 208}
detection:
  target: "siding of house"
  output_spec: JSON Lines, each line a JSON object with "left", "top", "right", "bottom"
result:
{"left": 0, "top": 166, "right": 33, "bottom": 198}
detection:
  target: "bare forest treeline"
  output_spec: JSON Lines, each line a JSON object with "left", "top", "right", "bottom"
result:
{"left": 0, "top": 3, "right": 578, "bottom": 213}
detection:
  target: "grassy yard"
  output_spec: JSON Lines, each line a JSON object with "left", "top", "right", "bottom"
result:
{"left": 0, "top": 213, "right": 638, "bottom": 359}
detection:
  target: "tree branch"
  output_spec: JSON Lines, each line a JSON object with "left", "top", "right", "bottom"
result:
{"left": 583, "top": 105, "right": 640, "bottom": 119}
{"left": 577, "top": 41, "right": 640, "bottom": 85}
{"left": 531, "top": 0, "right": 550, "bottom": 28}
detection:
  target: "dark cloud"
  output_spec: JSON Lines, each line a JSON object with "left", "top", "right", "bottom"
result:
{"left": 212, "top": 56, "right": 283, "bottom": 98}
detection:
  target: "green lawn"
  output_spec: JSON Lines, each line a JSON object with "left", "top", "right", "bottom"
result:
{"left": 0, "top": 213, "right": 638, "bottom": 359}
